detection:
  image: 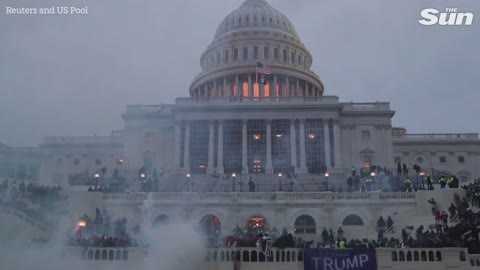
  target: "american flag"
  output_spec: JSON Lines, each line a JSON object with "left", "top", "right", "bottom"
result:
{"left": 256, "top": 62, "right": 272, "bottom": 74}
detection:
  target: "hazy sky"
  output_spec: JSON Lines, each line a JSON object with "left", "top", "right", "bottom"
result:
{"left": 1, "top": 0, "right": 479, "bottom": 147}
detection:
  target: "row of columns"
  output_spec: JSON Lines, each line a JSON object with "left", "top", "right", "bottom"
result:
{"left": 193, "top": 75, "right": 322, "bottom": 99}
{"left": 173, "top": 119, "right": 342, "bottom": 174}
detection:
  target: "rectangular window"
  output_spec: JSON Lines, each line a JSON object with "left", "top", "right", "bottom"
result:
{"left": 440, "top": 156, "right": 447, "bottom": 163}
{"left": 361, "top": 131, "right": 370, "bottom": 141}
{"left": 458, "top": 156, "right": 465, "bottom": 163}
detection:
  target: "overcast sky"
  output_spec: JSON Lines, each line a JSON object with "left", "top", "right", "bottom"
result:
{"left": 0, "top": 0, "right": 479, "bottom": 147}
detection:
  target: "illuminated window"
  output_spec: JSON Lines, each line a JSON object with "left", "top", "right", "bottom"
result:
{"left": 305, "top": 120, "right": 325, "bottom": 173}
{"left": 200, "top": 215, "right": 221, "bottom": 235}
{"left": 190, "top": 121, "right": 209, "bottom": 174}
{"left": 272, "top": 120, "right": 290, "bottom": 173}
{"left": 248, "top": 216, "right": 267, "bottom": 229}
{"left": 248, "top": 120, "right": 266, "bottom": 173}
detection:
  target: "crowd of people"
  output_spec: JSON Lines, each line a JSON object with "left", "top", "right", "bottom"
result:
{"left": 0, "top": 179, "right": 66, "bottom": 226}
{"left": 342, "top": 163, "right": 468, "bottom": 193}
{"left": 68, "top": 208, "right": 138, "bottom": 248}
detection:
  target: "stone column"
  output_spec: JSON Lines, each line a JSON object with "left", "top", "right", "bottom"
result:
{"left": 248, "top": 74, "right": 253, "bottom": 99}
{"left": 273, "top": 75, "right": 278, "bottom": 98}
{"left": 183, "top": 121, "right": 191, "bottom": 172}
{"left": 207, "top": 120, "right": 215, "bottom": 173}
{"left": 223, "top": 77, "right": 227, "bottom": 97}
{"left": 324, "top": 120, "right": 331, "bottom": 170}
{"left": 242, "top": 120, "right": 248, "bottom": 174}
{"left": 217, "top": 120, "right": 224, "bottom": 174}
{"left": 265, "top": 119, "right": 273, "bottom": 174}
{"left": 333, "top": 120, "right": 342, "bottom": 171}
{"left": 296, "top": 79, "right": 300, "bottom": 97}
{"left": 290, "top": 119, "right": 297, "bottom": 169}
{"left": 298, "top": 119, "right": 308, "bottom": 173}
{"left": 236, "top": 75, "right": 241, "bottom": 98}
{"left": 286, "top": 77, "right": 290, "bottom": 97}
{"left": 213, "top": 80, "right": 217, "bottom": 97}
{"left": 173, "top": 122, "right": 182, "bottom": 171}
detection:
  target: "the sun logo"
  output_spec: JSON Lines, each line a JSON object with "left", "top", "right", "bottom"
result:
{"left": 419, "top": 8, "right": 474, "bottom": 26}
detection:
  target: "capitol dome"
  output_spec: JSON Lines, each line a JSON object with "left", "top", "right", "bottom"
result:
{"left": 189, "top": 0, "right": 324, "bottom": 99}
{"left": 214, "top": 0, "right": 300, "bottom": 41}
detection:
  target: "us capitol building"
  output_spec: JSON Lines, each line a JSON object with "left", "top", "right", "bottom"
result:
{"left": 1, "top": 1, "right": 480, "bottom": 269}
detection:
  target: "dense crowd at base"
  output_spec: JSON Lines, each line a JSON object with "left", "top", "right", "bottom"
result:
{"left": 205, "top": 191, "right": 480, "bottom": 254}
{"left": 68, "top": 208, "right": 138, "bottom": 248}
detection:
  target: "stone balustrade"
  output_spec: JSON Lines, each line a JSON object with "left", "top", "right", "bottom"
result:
{"left": 66, "top": 247, "right": 474, "bottom": 270}
{"left": 103, "top": 191, "right": 416, "bottom": 205}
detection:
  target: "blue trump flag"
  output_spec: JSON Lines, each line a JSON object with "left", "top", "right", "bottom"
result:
{"left": 304, "top": 248, "right": 377, "bottom": 270}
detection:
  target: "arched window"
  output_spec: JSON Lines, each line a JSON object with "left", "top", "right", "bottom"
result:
{"left": 200, "top": 215, "right": 221, "bottom": 236}
{"left": 253, "top": 46, "right": 258, "bottom": 60}
{"left": 342, "top": 214, "right": 364, "bottom": 226}
{"left": 101, "top": 250, "right": 107, "bottom": 260}
{"left": 108, "top": 250, "right": 114, "bottom": 260}
{"left": 283, "top": 50, "right": 287, "bottom": 62}
{"left": 274, "top": 48, "right": 279, "bottom": 60}
{"left": 243, "top": 47, "right": 249, "bottom": 60}
{"left": 225, "top": 50, "right": 229, "bottom": 63}
{"left": 291, "top": 52, "right": 295, "bottom": 63}
{"left": 234, "top": 48, "right": 238, "bottom": 60}
{"left": 298, "top": 55, "right": 301, "bottom": 65}
{"left": 264, "top": 47, "right": 269, "bottom": 60}
{"left": 217, "top": 53, "right": 221, "bottom": 64}
{"left": 294, "top": 215, "right": 316, "bottom": 234}
{"left": 248, "top": 216, "right": 267, "bottom": 230}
